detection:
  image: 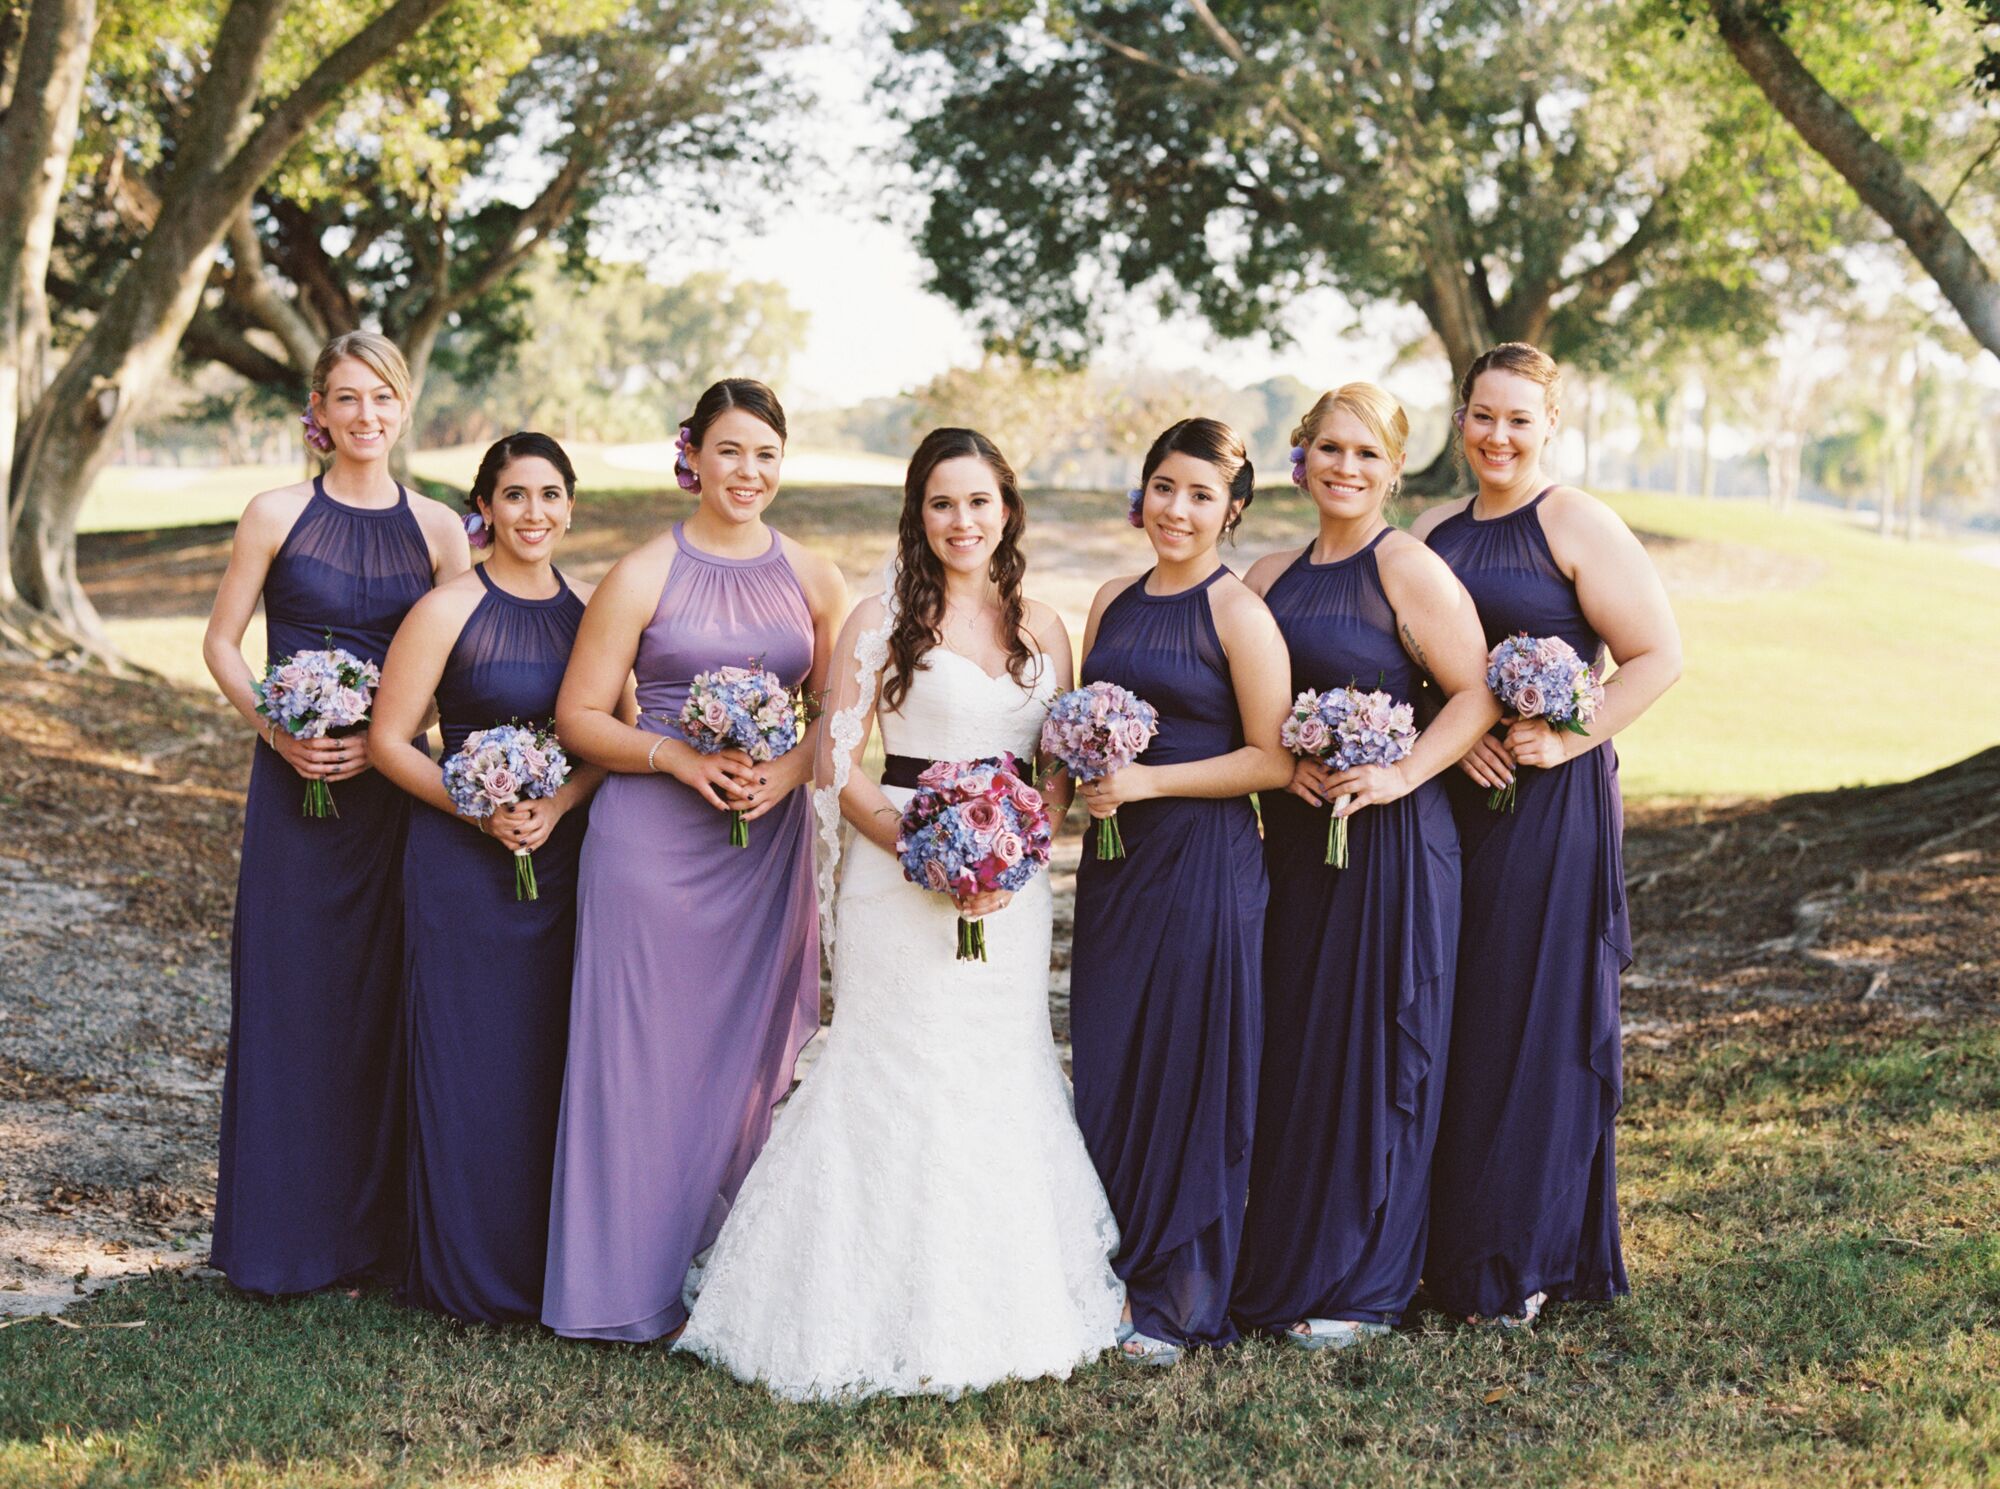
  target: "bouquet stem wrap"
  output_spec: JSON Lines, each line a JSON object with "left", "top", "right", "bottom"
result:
{"left": 1328, "top": 793, "right": 1353, "bottom": 868}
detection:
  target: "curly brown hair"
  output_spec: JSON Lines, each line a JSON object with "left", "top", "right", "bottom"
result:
{"left": 883, "top": 428, "right": 1032, "bottom": 714}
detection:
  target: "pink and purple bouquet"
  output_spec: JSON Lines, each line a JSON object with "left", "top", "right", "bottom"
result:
{"left": 1280, "top": 686, "right": 1418, "bottom": 867}
{"left": 677, "top": 661, "right": 803, "bottom": 847}
{"left": 1484, "top": 633, "right": 1604, "bottom": 811}
{"left": 442, "top": 722, "right": 570, "bottom": 901}
{"left": 252, "top": 636, "right": 380, "bottom": 819}
{"left": 1038, "top": 681, "right": 1159, "bottom": 860}
{"left": 895, "top": 752, "right": 1054, "bottom": 962}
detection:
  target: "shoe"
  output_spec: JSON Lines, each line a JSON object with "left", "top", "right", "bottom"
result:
{"left": 1284, "top": 1318, "right": 1391, "bottom": 1352}
{"left": 1118, "top": 1330, "right": 1183, "bottom": 1367}
{"left": 1467, "top": 1291, "right": 1546, "bottom": 1330}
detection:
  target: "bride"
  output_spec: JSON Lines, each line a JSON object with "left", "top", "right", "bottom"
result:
{"left": 676, "top": 427, "right": 1124, "bottom": 1400}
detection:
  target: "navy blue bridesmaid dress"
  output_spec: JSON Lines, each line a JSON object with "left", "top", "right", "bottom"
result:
{"left": 1422, "top": 489, "right": 1632, "bottom": 1317}
{"left": 211, "top": 476, "right": 433, "bottom": 1294}
{"left": 1070, "top": 567, "right": 1266, "bottom": 1349}
{"left": 399, "top": 564, "right": 587, "bottom": 1323}
{"left": 1231, "top": 532, "right": 1460, "bottom": 1332}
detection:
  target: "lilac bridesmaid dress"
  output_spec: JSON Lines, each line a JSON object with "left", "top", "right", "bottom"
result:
{"left": 211, "top": 477, "right": 432, "bottom": 1294}
{"left": 542, "top": 523, "right": 820, "bottom": 1341}
{"left": 1422, "top": 489, "right": 1632, "bottom": 1317}
{"left": 1069, "top": 567, "right": 1265, "bottom": 1349}
{"left": 1231, "top": 533, "right": 1459, "bottom": 1332}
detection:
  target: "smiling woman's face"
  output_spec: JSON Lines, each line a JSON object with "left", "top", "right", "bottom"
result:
{"left": 313, "top": 358, "right": 405, "bottom": 461}
{"left": 1461, "top": 369, "right": 1555, "bottom": 488}
{"left": 691, "top": 409, "right": 784, "bottom": 524}
{"left": 1140, "top": 451, "right": 1237, "bottom": 560}
{"left": 1301, "top": 405, "right": 1401, "bottom": 521}
{"left": 481, "top": 455, "right": 572, "bottom": 563}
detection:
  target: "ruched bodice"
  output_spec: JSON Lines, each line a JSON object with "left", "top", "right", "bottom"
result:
{"left": 637, "top": 523, "right": 813, "bottom": 737}
{"left": 263, "top": 477, "right": 432, "bottom": 669}
{"left": 880, "top": 649, "right": 1056, "bottom": 764}
{"left": 1084, "top": 568, "right": 1240, "bottom": 766}
{"left": 436, "top": 566, "right": 584, "bottom": 756}
{"left": 1263, "top": 532, "right": 1416, "bottom": 700}
{"left": 1425, "top": 490, "right": 1602, "bottom": 667}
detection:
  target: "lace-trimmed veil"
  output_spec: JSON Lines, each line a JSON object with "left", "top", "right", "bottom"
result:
{"left": 811, "top": 553, "right": 901, "bottom": 954}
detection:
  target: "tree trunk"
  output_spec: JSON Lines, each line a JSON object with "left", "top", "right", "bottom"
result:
{"left": 6, "top": 0, "right": 455, "bottom": 647}
{"left": 1699, "top": 381, "right": 1716, "bottom": 498}
{"left": 1670, "top": 380, "right": 1690, "bottom": 495}
{"left": 1707, "top": 0, "right": 2000, "bottom": 360}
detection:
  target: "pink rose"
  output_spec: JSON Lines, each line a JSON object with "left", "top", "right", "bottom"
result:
{"left": 1514, "top": 681, "right": 1546, "bottom": 717}
{"left": 924, "top": 859, "right": 950, "bottom": 891}
{"left": 486, "top": 766, "right": 520, "bottom": 801}
{"left": 1117, "top": 718, "right": 1151, "bottom": 755}
{"left": 993, "top": 830, "right": 1024, "bottom": 865}
{"left": 1296, "top": 715, "right": 1331, "bottom": 754}
{"left": 1010, "top": 782, "right": 1043, "bottom": 813}
{"left": 962, "top": 797, "right": 1002, "bottom": 837}
{"left": 700, "top": 696, "right": 729, "bottom": 733}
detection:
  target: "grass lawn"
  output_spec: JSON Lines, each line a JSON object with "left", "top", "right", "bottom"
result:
{"left": 2, "top": 1025, "right": 1994, "bottom": 1487}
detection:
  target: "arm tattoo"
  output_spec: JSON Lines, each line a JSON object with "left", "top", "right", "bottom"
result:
{"left": 1400, "top": 620, "right": 1431, "bottom": 675}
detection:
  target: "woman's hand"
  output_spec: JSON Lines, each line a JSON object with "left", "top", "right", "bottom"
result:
{"left": 481, "top": 798, "right": 561, "bottom": 853}
{"left": 953, "top": 887, "right": 1014, "bottom": 920}
{"left": 657, "top": 737, "right": 759, "bottom": 811}
{"left": 735, "top": 742, "right": 815, "bottom": 824}
{"left": 1285, "top": 757, "right": 1334, "bottom": 806}
{"left": 271, "top": 729, "right": 372, "bottom": 782}
{"left": 1455, "top": 732, "right": 1516, "bottom": 792}
{"left": 1504, "top": 718, "right": 1573, "bottom": 770}
{"left": 1324, "top": 761, "right": 1413, "bottom": 817}
{"left": 1076, "top": 765, "right": 1154, "bottom": 818}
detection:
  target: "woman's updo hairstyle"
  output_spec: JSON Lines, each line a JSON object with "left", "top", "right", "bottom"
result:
{"left": 682, "top": 378, "right": 789, "bottom": 449}
{"left": 1456, "top": 341, "right": 1562, "bottom": 412}
{"left": 1139, "top": 417, "right": 1256, "bottom": 539}
{"left": 311, "top": 331, "right": 413, "bottom": 407}
{"left": 467, "top": 431, "right": 578, "bottom": 517}
{"left": 1290, "top": 382, "right": 1410, "bottom": 464}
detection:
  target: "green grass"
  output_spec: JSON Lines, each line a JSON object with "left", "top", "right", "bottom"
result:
{"left": 4, "top": 1026, "right": 1996, "bottom": 1488}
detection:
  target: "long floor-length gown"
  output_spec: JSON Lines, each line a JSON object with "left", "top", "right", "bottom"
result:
{"left": 211, "top": 476, "right": 433, "bottom": 1294}
{"left": 1069, "top": 567, "right": 1266, "bottom": 1349}
{"left": 542, "top": 522, "right": 820, "bottom": 1341}
{"left": 401, "top": 564, "right": 586, "bottom": 1322}
{"left": 1230, "top": 533, "right": 1460, "bottom": 1332}
{"left": 1422, "top": 489, "right": 1632, "bottom": 1316}
{"left": 678, "top": 647, "right": 1124, "bottom": 1400}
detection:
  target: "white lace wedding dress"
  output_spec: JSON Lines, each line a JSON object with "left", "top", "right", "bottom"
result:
{"left": 677, "top": 644, "right": 1124, "bottom": 1401}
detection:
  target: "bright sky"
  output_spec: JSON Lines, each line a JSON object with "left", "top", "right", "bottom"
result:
{"left": 641, "top": 0, "right": 1434, "bottom": 412}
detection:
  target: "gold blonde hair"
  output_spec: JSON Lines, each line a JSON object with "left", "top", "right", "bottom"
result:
{"left": 1290, "top": 381, "right": 1411, "bottom": 465}
{"left": 311, "top": 331, "right": 413, "bottom": 407}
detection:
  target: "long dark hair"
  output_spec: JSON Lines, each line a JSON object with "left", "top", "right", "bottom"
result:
{"left": 1140, "top": 417, "right": 1255, "bottom": 540}
{"left": 468, "top": 431, "right": 577, "bottom": 518}
{"left": 883, "top": 427, "right": 1032, "bottom": 713}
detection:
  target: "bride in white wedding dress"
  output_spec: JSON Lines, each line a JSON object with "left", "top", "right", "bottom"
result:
{"left": 676, "top": 428, "right": 1124, "bottom": 1401}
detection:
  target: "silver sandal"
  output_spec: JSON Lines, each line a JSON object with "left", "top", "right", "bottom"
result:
{"left": 1284, "top": 1318, "right": 1391, "bottom": 1352}
{"left": 1118, "top": 1330, "right": 1183, "bottom": 1367}
{"left": 1467, "top": 1291, "right": 1546, "bottom": 1330}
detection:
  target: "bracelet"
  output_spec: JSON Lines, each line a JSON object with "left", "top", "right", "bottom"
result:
{"left": 646, "top": 735, "right": 667, "bottom": 773}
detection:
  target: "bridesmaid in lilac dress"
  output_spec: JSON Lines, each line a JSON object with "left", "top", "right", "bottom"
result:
{"left": 544, "top": 380, "right": 846, "bottom": 1341}
{"left": 1069, "top": 419, "right": 1293, "bottom": 1365}
{"left": 1413, "top": 343, "right": 1681, "bottom": 1327}
{"left": 370, "top": 434, "right": 613, "bottom": 1323}
{"left": 201, "top": 333, "right": 469, "bottom": 1294}
{"left": 1233, "top": 384, "right": 1496, "bottom": 1349}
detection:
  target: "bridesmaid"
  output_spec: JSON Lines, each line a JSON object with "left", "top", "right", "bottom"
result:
{"left": 1232, "top": 384, "right": 1497, "bottom": 1348}
{"left": 201, "top": 332, "right": 471, "bottom": 1294}
{"left": 1069, "top": 417, "right": 1293, "bottom": 1365}
{"left": 368, "top": 433, "right": 613, "bottom": 1323}
{"left": 544, "top": 378, "right": 846, "bottom": 1341}
{"left": 1412, "top": 342, "right": 1681, "bottom": 1326}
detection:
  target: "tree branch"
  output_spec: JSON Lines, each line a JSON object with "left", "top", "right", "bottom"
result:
{"left": 181, "top": 307, "right": 299, "bottom": 389}
{"left": 223, "top": 208, "right": 321, "bottom": 371}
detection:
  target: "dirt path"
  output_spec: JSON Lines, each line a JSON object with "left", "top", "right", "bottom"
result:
{"left": 3, "top": 492, "right": 1989, "bottom": 1315}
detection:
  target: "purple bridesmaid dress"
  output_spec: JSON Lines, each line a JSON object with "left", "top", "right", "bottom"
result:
{"left": 1231, "top": 533, "right": 1459, "bottom": 1332}
{"left": 211, "top": 477, "right": 433, "bottom": 1294}
{"left": 542, "top": 523, "right": 820, "bottom": 1341}
{"left": 1070, "top": 567, "right": 1265, "bottom": 1349}
{"left": 401, "top": 566, "right": 586, "bottom": 1322}
{"left": 1422, "top": 489, "right": 1632, "bottom": 1317}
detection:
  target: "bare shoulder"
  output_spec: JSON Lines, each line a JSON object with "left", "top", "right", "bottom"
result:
{"left": 567, "top": 573, "right": 600, "bottom": 605}
{"left": 1539, "top": 484, "right": 1632, "bottom": 539}
{"left": 1375, "top": 528, "right": 1461, "bottom": 602}
{"left": 840, "top": 591, "right": 889, "bottom": 637}
{"left": 400, "top": 567, "right": 485, "bottom": 636}
{"left": 776, "top": 533, "right": 847, "bottom": 611}
{"left": 1208, "top": 569, "right": 1279, "bottom": 633}
{"left": 1089, "top": 572, "right": 1147, "bottom": 614}
{"left": 238, "top": 482, "right": 314, "bottom": 542}
{"left": 1407, "top": 494, "right": 1473, "bottom": 542}
{"left": 408, "top": 489, "right": 471, "bottom": 544}
{"left": 1021, "top": 596, "right": 1073, "bottom": 654}
{"left": 1242, "top": 545, "right": 1303, "bottom": 597}
{"left": 597, "top": 528, "right": 679, "bottom": 602}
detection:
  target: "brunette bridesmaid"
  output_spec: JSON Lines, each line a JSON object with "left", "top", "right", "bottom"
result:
{"left": 202, "top": 332, "right": 470, "bottom": 1294}
{"left": 542, "top": 378, "right": 847, "bottom": 1341}
{"left": 1069, "top": 418, "right": 1293, "bottom": 1365}
{"left": 1413, "top": 343, "right": 1681, "bottom": 1326}
{"left": 1232, "top": 384, "right": 1497, "bottom": 1348}
{"left": 369, "top": 433, "right": 613, "bottom": 1323}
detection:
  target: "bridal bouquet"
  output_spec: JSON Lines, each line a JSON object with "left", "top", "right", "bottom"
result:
{"left": 678, "top": 661, "right": 802, "bottom": 846}
{"left": 1039, "top": 681, "right": 1159, "bottom": 860}
{"left": 1484, "top": 633, "right": 1604, "bottom": 811}
{"left": 252, "top": 635, "right": 380, "bottom": 818}
{"left": 1281, "top": 686, "right": 1418, "bottom": 868}
{"left": 442, "top": 722, "right": 570, "bottom": 901}
{"left": 895, "top": 752, "right": 1053, "bottom": 963}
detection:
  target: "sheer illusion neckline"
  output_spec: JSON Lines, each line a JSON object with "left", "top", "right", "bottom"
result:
{"left": 475, "top": 561, "right": 570, "bottom": 609}
{"left": 674, "top": 520, "right": 781, "bottom": 567}
{"left": 312, "top": 474, "right": 408, "bottom": 517}
{"left": 1302, "top": 527, "right": 1390, "bottom": 570}
{"left": 1137, "top": 564, "right": 1229, "bottom": 603}
{"left": 1466, "top": 485, "right": 1555, "bottom": 525}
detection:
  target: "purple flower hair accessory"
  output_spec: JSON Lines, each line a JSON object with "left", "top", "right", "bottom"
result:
{"left": 1126, "top": 486, "right": 1145, "bottom": 528}
{"left": 1289, "top": 444, "right": 1307, "bottom": 488}
{"left": 673, "top": 423, "right": 700, "bottom": 492}
{"left": 300, "top": 406, "right": 335, "bottom": 454}
{"left": 463, "top": 511, "right": 491, "bottom": 550}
